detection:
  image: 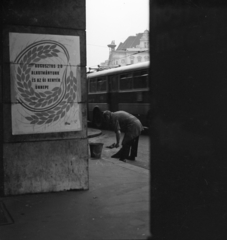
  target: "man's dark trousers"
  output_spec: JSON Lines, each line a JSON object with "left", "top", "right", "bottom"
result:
{"left": 121, "top": 136, "right": 139, "bottom": 160}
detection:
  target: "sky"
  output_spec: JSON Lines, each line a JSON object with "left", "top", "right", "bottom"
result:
{"left": 86, "top": 0, "right": 149, "bottom": 69}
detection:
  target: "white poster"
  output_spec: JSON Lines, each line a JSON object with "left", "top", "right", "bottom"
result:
{"left": 9, "top": 33, "right": 82, "bottom": 135}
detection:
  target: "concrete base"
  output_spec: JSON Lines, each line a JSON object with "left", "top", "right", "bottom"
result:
{"left": 3, "top": 139, "right": 88, "bottom": 195}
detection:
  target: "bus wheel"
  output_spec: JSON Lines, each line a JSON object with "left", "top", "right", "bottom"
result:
{"left": 93, "top": 109, "right": 103, "bottom": 129}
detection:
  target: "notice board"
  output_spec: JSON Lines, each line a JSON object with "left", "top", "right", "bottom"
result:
{"left": 9, "top": 33, "right": 82, "bottom": 135}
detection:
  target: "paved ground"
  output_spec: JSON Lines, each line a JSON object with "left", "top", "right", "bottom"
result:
{"left": 89, "top": 129, "right": 150, "bottom": 170}
{"left": 0, "top": 129, "right": 151, "bottom": 240}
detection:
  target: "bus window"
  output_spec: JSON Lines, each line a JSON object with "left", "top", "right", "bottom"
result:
{"left": 89, "top": 78, "right": 97, "bottom": 93}
{"left": 120, "top": 73, "right": 133, "bottom": 90}
{"left": 133, "top": 70, "right": 148, "bottom": 89}
{"left": 97, "top": 77, "right": 107, "bottom": 92}
{"left": 109, "top": 75, "right": 118, "bottom": 92}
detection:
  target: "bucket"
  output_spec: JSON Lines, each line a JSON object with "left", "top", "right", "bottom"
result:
{"left": 89, "top": 142, "right": 104, "bottom": 159}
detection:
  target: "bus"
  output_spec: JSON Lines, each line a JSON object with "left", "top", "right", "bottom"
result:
{"left": 87, "top": 61, "right": 150, "bottom": 129}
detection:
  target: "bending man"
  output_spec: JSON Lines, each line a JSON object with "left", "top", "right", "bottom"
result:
{"left": 103, "top": 110, "right": 143, "bottom": 162}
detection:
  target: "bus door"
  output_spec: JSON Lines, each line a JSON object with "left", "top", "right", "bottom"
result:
{"left": 108, "top": 75, "right": 119, "bottom": 112}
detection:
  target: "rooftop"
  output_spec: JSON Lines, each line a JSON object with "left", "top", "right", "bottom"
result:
{"left": 116, "top": 32, "right": 145, "bottom": 50}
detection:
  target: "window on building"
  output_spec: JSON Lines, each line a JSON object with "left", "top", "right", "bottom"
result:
{"left": 97, "top": 77, "right": 107, "bottom": 92}
{"left": 144, "top": 55, "right": 149, "bottom": 61}
{"left": 133, "top": 70, "right": 148, "bottom": 89}
{"left": 120, "top": 73, "right": 133, "bottom": 90}
{"left": 137, "top": 56, "right": 142, "bottom": 62}
{"left": 130, "top": 60, "right": 134, "bottom": 64}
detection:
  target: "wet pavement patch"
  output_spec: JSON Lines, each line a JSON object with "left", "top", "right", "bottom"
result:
{"left": 0, "top": 202, "right": 14, "bottom": 226}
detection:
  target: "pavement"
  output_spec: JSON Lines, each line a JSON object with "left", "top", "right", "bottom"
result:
{"left": 0, "top": 128, "right": 151, "bottom": 240}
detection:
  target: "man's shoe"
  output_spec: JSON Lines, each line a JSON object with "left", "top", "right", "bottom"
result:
{"left": 119, "top": 158, "right": 126, "bottom": 162}
{"left": 111, "top": 149, "right": 123, "bottom": 158}
{"left": 127, "top": 156, "right": 135, "bottom": 161}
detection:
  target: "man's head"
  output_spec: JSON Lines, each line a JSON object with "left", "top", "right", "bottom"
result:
{"left": 103, "top": 110, "right": 111, "bottom": 122}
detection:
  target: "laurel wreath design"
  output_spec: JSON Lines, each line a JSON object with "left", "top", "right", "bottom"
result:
{"left": 15, "top": 42, "right": 77, "bottom": 125}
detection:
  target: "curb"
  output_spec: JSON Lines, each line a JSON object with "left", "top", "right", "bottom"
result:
{"left": 88, "top": 128, "right": 102, "bottom": 138}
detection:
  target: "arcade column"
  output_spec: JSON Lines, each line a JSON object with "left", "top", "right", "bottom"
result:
{"left": 0, "top": 0, "right": 88, "bottom": 195}
{"left": 150, "top": 1, "right": 227, "bottom": 239}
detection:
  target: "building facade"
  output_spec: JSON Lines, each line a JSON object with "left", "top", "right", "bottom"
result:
{"left": 100, "top": 30, "right": 149, "bottom": 68}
